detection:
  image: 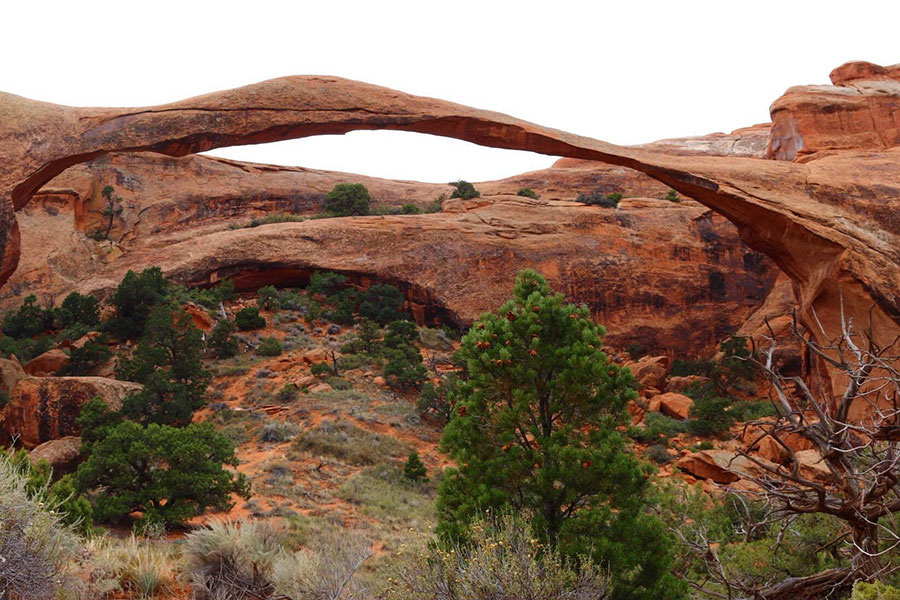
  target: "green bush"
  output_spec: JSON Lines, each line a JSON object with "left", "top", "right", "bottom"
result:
{"left": 449, "top": 180, "right": 480, "bottom": 200}
{"left": 0, "top": 333, "right": 53, "bottom": 361}
{"left": 307, "top": 271, "right": 348, "bottom": 297}
{"left": 1, "top": 295, "right": 55, "bottom": 339}
{"left": 208, "top": 320, "right": 239, "bottom": 359}
{"left": 257, "top": 285, "right": 281, "bottom": 311}
{"left": 417, "top": 375, "right": 456, "bottom": 423}
{"left": 645, "top": 443, "right": 673, "bottom": 464}
{"left": 665, "top": 189, "right": 680, "bottom": 203}
{"left": 516, "top": 187, "right": 539, "bottom": 199}
{"left": 75, "top": 420, "right": 250, "bottom": 527}
{"left": 685, "top": 387, "right": 734, "bottom": 437}
{"left": 401, "top": 203, "right": 420, "bottom": 214}
{"left": 324, "top": 183, "right": 370, "bottom": 217}
{"left": 358, "top": 284, "right": 407, "bottom": 325}
{"left": 384, "top": 346, "right": 426, "bottom": 392}
{"left": 55, "top": 291, "right": 100, "bottom": 328}
{"left": 729, "top": 399, "right": 778, "bottom": 421}
{"left": 631, "top": 411, "right": 687, "bottom": 444}
{"left": 276, "top": 383, "right": 299, "bottom": 403}
{"left": 256, "top": 336, "right": 283, "bottom": 357}
{"left": 576, "top": 190, "right": 622, "bottom": 208}
{"left": 235, "top": 306, "right": 266, "bottom": 331}
{"left": 291, "top": 420, "right": 408, "bottom": 466}
{"left": 853, "top": 582, "right": 900, "bottom": 600}
{"left": 310, "top": 362, "right": 333, "bottom": 377}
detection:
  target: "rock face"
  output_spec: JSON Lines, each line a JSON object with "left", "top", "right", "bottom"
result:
{"left": 655, "top": 392, "right": 694, "bottom": 420}
{"left": 0, "top": 356, "right": 25, "bottom": 394}
{"left": 0, "top": 376, "right": 141, "bottom": 448}
{"left": 2, "top": 62, "right": 900, "bottom": 376}
{"left": 5, "top": 154, "right": 778, "bottom": 357}
{"left": 768, "top": 61, "right": 900, "bottom": 160}
{"left": 23, "top": 349, "right": 69, "bottom": 376}
{"left": 29, "top": 436, "right": 82, "bottom": 476}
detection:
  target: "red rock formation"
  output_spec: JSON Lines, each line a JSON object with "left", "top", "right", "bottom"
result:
{"left": 23, "top": 349, "right": 69, "bottom": 376}
{"left": 1, "top": 376, "right": 141, "bottom": 448}
{"left": 1, "top": 63, "right": 899, "bottom": 368}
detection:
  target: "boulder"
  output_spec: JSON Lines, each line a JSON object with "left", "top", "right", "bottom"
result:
{"left": 29, "top": 436, "right": 82, "bottom": 477}
{"left": 677, "top": 450, "right": 777, "bottom": 484}
{"left": 302, "top": 348, "right": 333, "bottom": 365}
{"left": 655, "top": 392, "right": 694, "bottom": 420}
{"left": 1, "top": 376, "right": 142, "bottom": 448}
{"left": 625, "top": 356, "right": 669, "bottom": 391}
{"left": 24, "top": 348, "right": 70, "bottom": 376}
{"left": 184, "top": 303, "right": 214, "bottom": 332}
{"left": 741, "top": 419, "right": 814, "bottom": 463}
{"left": 665, "top": 375, "right": 711, "bottom": 394}
{"left": 308, "top": 383, "right": 332, "bottom": 394}
{"left": 0, "top": 356, "right": 25, "bottom": 394}
{"left": 795, "top": 449, "right": 832, "bottom": 484}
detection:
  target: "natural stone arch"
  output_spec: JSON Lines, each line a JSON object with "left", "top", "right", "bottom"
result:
{"left": 2, "top": 73, "right": 899, "bottom": 352}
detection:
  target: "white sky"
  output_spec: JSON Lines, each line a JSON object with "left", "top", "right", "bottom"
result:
{"left": 4, "top": 1, "right": 899, "bottom": 182}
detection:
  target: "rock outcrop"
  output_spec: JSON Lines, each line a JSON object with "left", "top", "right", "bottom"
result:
{"left": 1, "top": 376, "right": 141, "bottom": 448}
{"left": 2, "top": 62, "right": 900, "bottom": 372}
{"left": 29, "top": 436, "right": 82, "bottom": 476}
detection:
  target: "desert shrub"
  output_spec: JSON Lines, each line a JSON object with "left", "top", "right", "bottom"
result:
{"left": 0, "top": 450, "right": 80, "bottom": 600}
{"left": 631, "top": 412, "right": 687, "bottom": 444}
{"left": 670, "top": 357, "right": 717, "bottom": 378}
{"left": 338, "top": 353, "right": 364, "bottom": 371}
{"left": 181, "top": 520, "right": 285, "bottom": 600}
{"left": 257, "top": 285, "right": 280, "bottom": 311}
{"left": 208, "top": 319, "right": 239, "bottom": 359}
{"left": 326, "top": 289, "right": 357, "bottom": 325}
{"left": 384, "top": 346, "right": 427, "bottom": 392}
{"left": 400, "top": 203, "right": 420, "bottom": 214}
{"left": 310, "top": 361, "right": 333, "bottom": 377}
{"left": 684, "top": 384, "right": 734, "bottom": 437}
{"left": 259, "top": 420, "right": 301, "bottom": 443}
{"left": 403, "top": 451, "right": 427, "bottom": 481}
{"left": 235, "top": 306, "right": 266, "bottom": 331}
{"left": 418, "top": 326, "right": 454, "bottom": 351}
{"left": 448, "top": 180, "right": 480, "bottom": 200}
{"left": 417, "top": 374, "right": 457, "bottom": 423}
{"left": 665, "top": 189, "right": 680, "bottom": 202}
{"left": 84, "top": 535, "right": 176, "bottom": 599}
{"left": 516, "top": 187, "right": 539, "bottom": 199}
{"left": 324, "top": 183, "right": 370, "bottom": 216}
{"left": 645, "top": 443, "right": 673, "bottom": 464}
{"left": 276, "top": 383, "right": 299, "bottom": 403}
{"left": 256, "top": 336, "right": 283, "bottom": 357}
{"left": 576, "top": 190, "right": 622, "bottom": 208}
{"left": 729, "top": 399, "right": 778, "bottom": 421}
{"left": 56, "top": 335, "right": 112, "bottom": 376}
{"left": 0, "top": 333, "right": 53, "bottom": 361}
{"left": 106, "top": 267, "right": 168, "bottom": 340}
{"left": 379, "top": 512, "right": 609, "bottom": 600}
{"left": 291, "top": 420, "right": 408, "bottom": 465}
{"left": 423, "top": 195, "right": 444, "bottom": 213}
{"left": 75, "top": 420, "right": 250, "bottom": 527}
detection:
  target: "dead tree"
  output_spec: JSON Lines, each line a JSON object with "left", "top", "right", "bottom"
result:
{"left": 672, "top": 305, "right": 900, "bottom": 599}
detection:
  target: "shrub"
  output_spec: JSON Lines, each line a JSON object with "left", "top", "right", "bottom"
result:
{"left": 235, "top": 306, "right": 266, "bottom": 331}
{"left": 417, "top": 375, "right": 456, "bottom": 423}
{"left": 291, "top": 420, "right": 408, "bottom": 465}
{"left": 1, "top": 294, "right": 54, "bottom": 339}
{"left": 0, "top": 333, "right": 53, "bottom": 361}
{"left": 257, "top": 285, "right": 280, "bottom": 311}
{"left": 853, "top": 582, "right": 900, "bottom": 600}
{"left": 403, "top": 451, "right": 427, "bottom": 481}
{"left": 75, "top": 420, "right": 250, "bottom": 527}
{"left": 106, "top": 267, "right": 168, "bottom": 340}
{"left": 685, "top": 389, "right": 734, "bottom": 437}
{"left": 449, "top": 180, "right": 480, "bottom": 200}
{"left": 576, "top": 190, "right": 622, "bottom": 208}
{"left": 400, "top": 203, "right": 420, "bottom": 214}
{"left": 55, "top": 291, "right": 100, "bottom": 328}
{"left": 423, "top": 195, "right": 444, "bottom": 213}
{"left": 516, "top": 187, "right": 539, "bottom": 199}
{"left": 729, "top": 399, "right": 778, "bottom": 421}
{"left": 645, "top": 443, "right": 673, "bottom": 464}
{"left": 307, "top": 271, "right": 348, "bottom": 297}
{"left": 256, "top": 336, "right": 283, "bottom": 357}
{"left": 56, "top": 335, "right": 112, "bottom": 376}
{"left": 380, "top": 512, "right": 609, "bottom": 600}
{"left": 276, "top": 383, "right": 299, "bottom": 403}
{"left": 208, "top": 319, "right": 239, "bottom": 359}
{"left": 665, "top": 189, "right": 680, "bottom": 203}
{"left": 310, "top": 361, "right": 332, "bottom": 377}
{"left": 383, "top": 346, "right": 427, "bottom": 392}
{"left": 258, "top": 420, "right": 300, "bottom": 443}
{"left": 324, "top": 183, "right": 370, "bottom": 216}
{"left": 0, "top": 450, "right": 80, "bottom": 600}
{"left": 631, "top": 411, "right": 687, "bottom": 444}
{"left": 84, "top": 535, "right": 175, "bottom": 599}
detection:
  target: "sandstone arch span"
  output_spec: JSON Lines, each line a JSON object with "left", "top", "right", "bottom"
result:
{"left": 2, "top": 66, "right": 899, "bottom": 348}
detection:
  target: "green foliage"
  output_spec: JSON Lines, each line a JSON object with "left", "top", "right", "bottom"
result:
{"left": 310, "top": 362, "right": 332, "bottom": 377}
{"left": 304, "top": 300, "right": 322, "bottom": 324}
{"left": 358, "top": 283, "right": 407, "bottom": 325}
{"left": 0, "top": 333, "right": 53, "bottom": 361}
{"left": 291, "top": 420, "right": 408, "bottom": 466}
{"left": 401, "top": 203, "right": 420, "bottom": 214}
{"left": 403, "top": 451, "right": 427, "bottom": 481}
{"left": 116, "top": 302, "right": 209, "bottom": 426}
{"left": 56, "top": 335, "right": 112, "bottom": 376}
{"left": 449, "top": 180, "right": 480, "bottom": 200}
{"left": 208, "top": 319, "right": 239, "bottom": 359}
{"left": 235, "top": 306, "right": 266, "bottom": 331}
{"left": 685, "top": 385, "right": 734, "bottom": 437}
{"left": 436, "top": 269, "right": 684, "bottom": 600}
{"left": 516, "top": 187, "right": 539, "bottom": 199}
{"left": 326, "top": 288, "right": 358, "bottom": 325}
{"left": 382, "top": 320, "right": 425, "bottom": 392}
{"left": 577, "top": 190, "right": 622, "bottom": 207}
{"left": 625, "top": 342, "right": 646, "bottom": 359}
{"left": 383, "top": 319, "right": 418, "bottom": 348}
{"left": 416, "top": 374, "right": 457, "bottom": 423}
{"left": 99, "top": 184, "right": 124, "bottom": 239}
{"left": 106, "top": 267, "right": 168, "bottom": 340}
{"left": 56, "top": 291, "right": 100, "bottom": 328}
{"left": 344, "top": 317, "right": 381, "bottom": 354}
{"left": 75, "top": 420, "right": 249, "bottom": 526}
{"left": 665, "top": 189, "right": 680, "bottom": 203}
{"left": 169, "top": 279, "right": 235, "bottom": 310}
{"left": 256, "top": 336, "right": 283, "bottom": 357}
{"left": 1, "top": 294, "right": 54, "bottom": 339}
{"left": 645, "top": 444, "right": 673, "bottom": 464}
{"left": 307, "top": 271, "right": 348, "bottom": 297}
{"left": 630, "top": 411, "right": 687, "bottom": 445}
{"left": 257, "top": 285, "right": 280, "bottom": 311}
{"left": 276, "top": 383, "right": 299, "bottom": 403}
{"left": 729, "top": 399, "right": 778, "bottom": 421}
{"left": 324, "top": 183, "right": 370, "bottom": 216}
{"left": 423, "top": 195, "right": 445, "bottom": 213}
{"left": 853, "top": 582, "right": 900, "bottom": 600}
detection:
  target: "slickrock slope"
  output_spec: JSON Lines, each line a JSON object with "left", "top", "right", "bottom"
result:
{"left": 2, "top": 61, "right": 900, "bottom": 357}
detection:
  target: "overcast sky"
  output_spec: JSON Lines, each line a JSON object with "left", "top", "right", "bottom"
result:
{"left": 4, "top": 1, "right": 899, "bottom": 182}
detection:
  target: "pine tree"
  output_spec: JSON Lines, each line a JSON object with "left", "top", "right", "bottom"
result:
{"left": 403, "top": 451, "right": 427, "bottom": 481}
{"left": 435, "top": 269, "right": 686, "bottom": 600}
